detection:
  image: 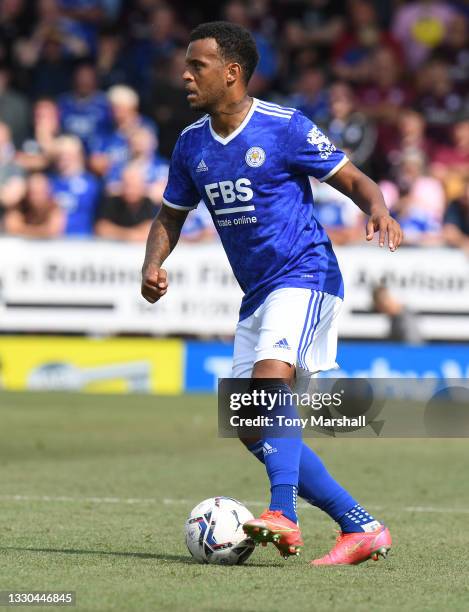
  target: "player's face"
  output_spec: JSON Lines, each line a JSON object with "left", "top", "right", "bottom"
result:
{"left": 183, "top": 39, "right": 228, "bottom": 111}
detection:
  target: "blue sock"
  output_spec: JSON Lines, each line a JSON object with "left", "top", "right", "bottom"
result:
{"left": 337, "top": 504, "right": 381, "bottom": 533}
{"left": 297, "top": 442, "right": 357, "bottom": 521}
{"left": 270, "top": 485, "right": 298, "bottom": 523}
{"left": 258, "top": 382, "right": 302, "bottom": 524}
{"left": 248, "top": 440, "right": 377, "bottom": 531}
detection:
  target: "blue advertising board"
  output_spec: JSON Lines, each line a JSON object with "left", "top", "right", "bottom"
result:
{"left": 184, "top": 341, "right": 469, "bottom": 392}
{"left": 184, "top": 341, "right": 234, "bottom": 392}
{"left": 336, "top": 343, "right": 469, "bottom": 379}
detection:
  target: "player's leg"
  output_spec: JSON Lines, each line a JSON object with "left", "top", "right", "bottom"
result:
{"left": 252, "top": 358, "right": 300, "bottom": 525}
{"left": 242, "top": 290, "right": 354, "bottom": 520}
{"left": 240, "top": 289, "right": 355, "bottom": 525}
{"left": 298, "top": 291, "right": 391, "bottom": 564}
{"left": 238, "top": 289, "right": 313, "bottom": 556}
{"left": 232, "top": 291, "right": 304, "bottom": 556}
{"left": 247, "top": 432, "right": 392, "bottom": 565}
{"left": 296, "top": 291, "right": 381, "bottom": 533}
{"left": 241, "top": 357, "right": 304, "bottom": 557}
{"left": 241, "top": 289, "right": 391, "bottom": 564}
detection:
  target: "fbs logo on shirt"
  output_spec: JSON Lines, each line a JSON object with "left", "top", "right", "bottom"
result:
{"left": 204, "top": 178, "right": 254, "bottom": 208}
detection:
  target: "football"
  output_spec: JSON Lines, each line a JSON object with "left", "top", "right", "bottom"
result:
{"left": 185, "top": 496, "right": 256, "bottom": 565}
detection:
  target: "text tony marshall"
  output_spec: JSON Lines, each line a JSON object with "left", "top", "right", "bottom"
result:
{"left": 230, "top": 415, "right": 366, "bottom": 428}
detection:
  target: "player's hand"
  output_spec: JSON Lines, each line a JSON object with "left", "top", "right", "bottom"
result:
{"left": 141, "top": 265, "right": 168, "bottom": 303}
{"left": 366, "top": 213, "right": 403, "bottom": 252}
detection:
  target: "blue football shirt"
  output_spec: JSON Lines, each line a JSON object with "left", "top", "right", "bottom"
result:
{"left": 163, "top": 98, "right": 349, "bottom": 320}
{"left": 50, "top": 172, "right": 100, "bottom": 236}
{"left": 90, "top": 116, "right": 157, "bottom": 171}
{"left": 58, "top": 92, "right": 112, "bottom": 151}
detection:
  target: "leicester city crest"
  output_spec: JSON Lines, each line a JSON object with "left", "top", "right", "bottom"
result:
{"left": 245, "top": 146, "right": 266, "bottom": 168}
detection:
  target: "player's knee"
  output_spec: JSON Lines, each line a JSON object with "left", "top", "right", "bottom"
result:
{"left": 252, "top": 359, "right": 295, "bottom": 385}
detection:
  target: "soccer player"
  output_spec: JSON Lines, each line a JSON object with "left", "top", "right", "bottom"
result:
{"left": 141, "top": 22, "right": 403, "bottom": 566}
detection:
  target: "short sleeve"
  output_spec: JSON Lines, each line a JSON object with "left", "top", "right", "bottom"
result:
{"left": 162, "top": 136, "right": 200, "bottom": 211}
{"left": 286, "top": 112, "right": 349, "bottom": 182}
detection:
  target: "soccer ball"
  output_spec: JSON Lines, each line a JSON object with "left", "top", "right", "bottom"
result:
{"left": 185, "top": 497, "right": 256, "bottom": 565}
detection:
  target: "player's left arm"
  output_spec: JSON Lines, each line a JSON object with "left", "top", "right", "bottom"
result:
{"left": 326, "top": 161, "right": 403, "bottom": 251}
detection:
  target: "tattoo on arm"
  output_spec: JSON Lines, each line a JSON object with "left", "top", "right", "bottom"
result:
{"left": 143, "top": 205, "right": 188, "bottom": 270}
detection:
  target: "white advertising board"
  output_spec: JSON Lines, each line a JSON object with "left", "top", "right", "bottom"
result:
{"left": 0, "top": 238, "right": 468, "bottom": 339}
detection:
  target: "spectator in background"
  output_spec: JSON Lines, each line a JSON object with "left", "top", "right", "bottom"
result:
{"left": 180, "top": 205, "right": 217, "bottom": 242}
{"left": 397, "top": 110, "right": 430, "bottom": 151}
{"left": 332, "top": 0, "right": 402, "bottom": 83}
{"left": 358, "top": 46, "right": 413, "bottom": 169}
{"left": 95, "top": 27, "right": 130, "bottom": 90}
{"left": 322, "top": 81, "right": 376, "bottom": 174}
{"left": 372, "top": 284, "right": 423, "bottom": 344}
{"left": 89, "top": 84, "right": 156, "bottom": 176}
{"left": 16, "top": 98, "right": 61, "bottom": 172}
{"left": 443, "top": 178, "right": 469, "bottom": 255}
{"left": 95, "top": 162, "right": 157, "bottom": 242}
{"left": 287, "top": 66, "right": 329, "bottom": 125}
{"left": 416, "top": 59, "right": 467, "bottom": 145}
{"left": 281, "top": 0, "right": 345, "bottom": 80}
{"left": 0, "top": 0, "right": 31, "bottom": 66}
{"left": 392, "top": 0, "right": 458, "bottom": 69}
{"left": 50, "top": 135, "right": 100, "bottom": 236}
{"left": 128, "top": 4, "right": 187, "bottom": 97}
{"left": 0, "top": 0, "right": 465, "bottom": 253}
{"left": 15, "top": 0, "right": 94, "bottom": 65}
{"left": 380, "top": 149, "right": 445, "bottom": 245}
{"left": 148, "top": 47, "right": 201, "bottom": 158}
{"left": 105, "top": 126, "right": 168, "bottom": 204}
{"left": 4, "top": 172, "right": 64, "bottom": 237}
{"left": 283, "top": 0, "right": 345, "bottom": 45}
{"left": 22, "top": 32, "right": 73, "bottom": 98}
{"left": 223, "top": 0, "right": 277, "bottom": 96}
{"left": 58, "top": 62, "right": 112, "bottom": 152}
{"left": 125, "top": 0, "right": 158, "bottom": 43}
{"left": 59, "top": 0, "right": 105, "bottom": 57}
{"left": 0, "top": 121, "right": 25, "bottom": 214}
{"left": 0, "top": 63, "right": 30, "bottom": 148}
{"left": 378, "top": 109, "right": 433, "bottom": 180}
{"left": 431, "top": 116, "right": 469, "bottom": 201}
{"left": 432, "top": 13, "right": 469, "bottom": 85}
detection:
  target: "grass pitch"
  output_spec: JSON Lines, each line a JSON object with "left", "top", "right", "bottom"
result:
{"left": 0, "top": 391, "right": 468, "bottom": 611}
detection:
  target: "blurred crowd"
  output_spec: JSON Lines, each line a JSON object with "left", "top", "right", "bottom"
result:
{"left": 0, "top": 0, "right": 468, "bottom": 251}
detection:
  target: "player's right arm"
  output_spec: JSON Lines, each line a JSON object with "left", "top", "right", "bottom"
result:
{"left": 286, "top": 112, "right": 402, "bottom": 251}
{"left": 141, "top": 134, "right": 200, "bottom": 303}
{"left": 141, "top": 205, "right": 188, "bottom": 303}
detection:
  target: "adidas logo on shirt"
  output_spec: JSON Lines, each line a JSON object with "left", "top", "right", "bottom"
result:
{"left": 262, "top": 442, "right": 277, "bottom": 455}
{"left": 196, "top": 159, "right": 208, "bottom": 172}
{"left": 273, "top": 338, "right": 291, "bottom": 350}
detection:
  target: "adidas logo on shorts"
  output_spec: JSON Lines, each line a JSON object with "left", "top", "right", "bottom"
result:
{"left": 273, "top": 338, "right": 291, "bottom": 350}
{"left": 262, "top": 442, "right": 277, "bottom": 455}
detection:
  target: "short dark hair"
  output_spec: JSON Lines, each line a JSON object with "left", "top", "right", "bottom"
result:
{"left": 189, "top": 21, "right": 259, "bottom": 84}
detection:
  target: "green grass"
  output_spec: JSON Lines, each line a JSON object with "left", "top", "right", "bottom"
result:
{"left": 0, "top": 392, "right": 468, "bottom": 611}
